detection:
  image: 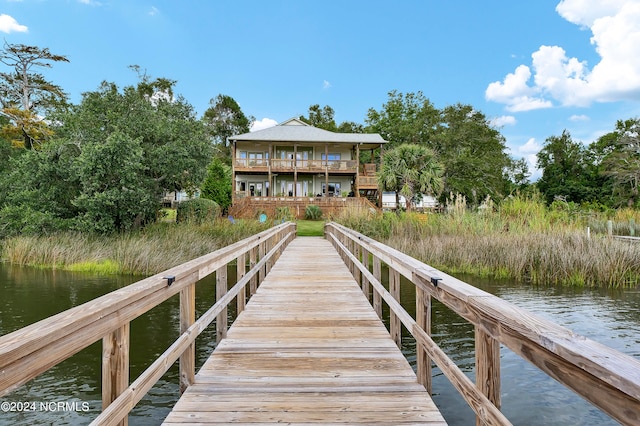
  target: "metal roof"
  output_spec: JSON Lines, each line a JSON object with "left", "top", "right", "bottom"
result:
{"left": 229, "top": 118, "right": 387, "bottom": 148}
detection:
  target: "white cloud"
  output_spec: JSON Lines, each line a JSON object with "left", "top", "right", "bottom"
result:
{"left": 250, "top": 118, "right": 278, "bottom": 132}
{"left": 487, "top": 0, "right": 640, "bottom": 110}
{"left": 490, "top": 115, "right": 517, "bottom": 127}
{"left": 149, "top": 6, "right": 160, "bottom": 16}
{"left": 79, "top": 0, "right": 103, "bottom": 5}
{"left": 569, "top": 114, "right": 590, "bottom": 121}
{"left": 0, "top": 14, "right": 28, "bottom": 33}
{"left": 323, "top": 80, "right": 331, "bottom": 89}
{"left": 485, "top": 65, "right": 553, "bottom": 111}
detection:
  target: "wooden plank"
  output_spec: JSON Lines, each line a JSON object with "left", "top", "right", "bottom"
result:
{"left": 163, "top": 237, "right": 446, "bottom": 425}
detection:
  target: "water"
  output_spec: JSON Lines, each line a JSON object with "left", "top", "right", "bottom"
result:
{"left": 1, "top": 263, "right": 639, "bottom": 425}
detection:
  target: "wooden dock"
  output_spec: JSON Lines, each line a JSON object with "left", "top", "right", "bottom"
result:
{"left": 163, "top": 237, "right": 446, "bottom": 425}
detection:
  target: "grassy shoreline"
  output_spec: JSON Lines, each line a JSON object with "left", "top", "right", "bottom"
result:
{"left": 333, "top": 196, "right": 640, "bottom": 288}
{"left": 1, "top": 219, "right": 271, "bottom": 275}
{"left": 4, "top": 196, "right": 640, "bottom": 288}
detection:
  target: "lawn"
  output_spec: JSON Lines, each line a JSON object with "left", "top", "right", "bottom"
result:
{"left": 296, "top": 220, "right": 325, "bottom": 236}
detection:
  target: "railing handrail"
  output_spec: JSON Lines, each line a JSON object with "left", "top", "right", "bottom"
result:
{"left": 325, "top": 221, "right": 640, "bottom": 426}
{"left": 89, "top": 228, "right": 294, "bottom": 426}
{"left": 0, "top": 222, "right": 296, "bottom": 409}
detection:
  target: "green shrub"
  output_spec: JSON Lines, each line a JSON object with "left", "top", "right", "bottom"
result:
{"left": 275, "top": 206, "right": 294, "bottom": 221}
{"left": 305, "top": 204, "right": 322, "bottom": 220}
{"left": 176, "top": 198, "right": 220, "bottom": 224}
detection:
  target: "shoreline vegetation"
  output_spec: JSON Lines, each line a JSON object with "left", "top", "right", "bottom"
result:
{"left": 2, "top": 194, "right": 640, "bottom": 288}
{"left": 333, "top": 194, "right": 640, "bottom": 289}
{"left": 1, "top": 219, "right": 271, "bottom": 276}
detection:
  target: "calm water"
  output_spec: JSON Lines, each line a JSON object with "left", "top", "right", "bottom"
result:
{"left": 0, "top": 263, "right": 639, "bottom": 425}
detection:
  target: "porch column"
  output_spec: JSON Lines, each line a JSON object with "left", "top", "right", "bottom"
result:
{"left": 324, "top": 143, "right": 329, "bottom": 198}
{"left": 231, "top": 140, "right": 236, "bottom": 206}
{"left": 378, "top": 144, "right": 384, "bottom": 207}
{"left": 294, "top": 144, "right": 298, "bottom": 196}
{"left": 355, "top": 143, "right": 360, "bottom": 197}
{"left": 268, "top": 143, "right": 272, "bottom": 197}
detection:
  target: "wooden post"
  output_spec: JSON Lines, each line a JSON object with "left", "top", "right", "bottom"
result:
{"left": 361, "top": 248, "right": 370, "bottom": 302}
{"left": 355, "top": 143, "right": 360, "bottom": 197}
{"left": 416, "top": 287, "right": 432, "bottom": 394}
{"left": 179, "top": 284, "right": 195, "bottom": 393}
{"left": 258, "top": 241, "right": 265, "bottom": 285}
{"left": 390, "top": 268, "right": 401, "bottom": 348}
{"left": 475, "top": 326, "right": 501, "bottom": 426}
{"left": 607, "top": 220, "right": 613, "bottom": 236}
{"left": 373, "top": 256, "right": 382, "bottom": 319}
{"left": 353, "top": 242, "right": 361, "bottom": 286}
{"left": 216, "top": 265, "right": 228, "bottom": 342}
{"left": 249, "top": 246, "right": 258, "bottom": 295}
{"left": 237, "top": 253, "right": 246, "bottom": 315}
{"left": 102, "top": 323, "right": 130, "bottom": 426}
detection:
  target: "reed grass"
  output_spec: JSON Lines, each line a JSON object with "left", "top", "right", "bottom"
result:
{"left": 333, "top": 194, "right": 640, "bottom": 288}
{"left": 1, "top": 219, "right": 271, "bottom": 275}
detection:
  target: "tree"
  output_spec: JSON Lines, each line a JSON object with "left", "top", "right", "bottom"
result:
{"left": 599, "top": 118, "right": 640, "bottom": 207}
{"left": 202, "top": 94, "right": 253, "bottom": 162}
{"left": 367, "top": 93, "right": 511, "bottom": 204}
{"left": 378, "top": 144, "right": 444, "bottom": 211}
{"left": 48, "top": 77, "right": 212, "bottom": 233}
{"left": 0, "top": 43, "right": 69, "bottom": 149}
{"left": 201, "top": 158, "right": 232, "bottom": 213}
{"left": 503, "top": 157, "right": 531, "bottom": 194}
{"left": 299, "top": 104, "right": 364, "bottom": 134}
{"left": 300, "top": 104, "right": 337, "bottom": 131}
{"left": 366, "top": 90, "right": 441, "bottom": 148}
{"left": 434, "top": 104, "right": 511, "bottom": 204}
{"left": 73, "top": 131, "right": 153, "bottom": 233}
{"left": 536, "top": 130, "right": 594, "bottom": 204}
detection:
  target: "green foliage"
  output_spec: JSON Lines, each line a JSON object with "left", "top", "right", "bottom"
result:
{"left": 299, "top": 104, "right": 364, "bottom": 133}
{"left": 274, "top": 206, "right": 294, "bottom": 221}
{"left": 378, "top": 144, "right": 444, "bottom": 211}
{"left": 0, "top": 76, "right": 213, "bottom": 235}
{"left": 304, "top": 204, "right": 322, "bottom": 220}
{"left": 599, "top": 118, "right": 640, "bottom": 207}
{"left": 0, "top": 42, "right": 70, "bottom": 149}
{"left": 73, "top": 131, "right": 155, "bottom": 234}
{"left": 202, "top": 94, "right": 253, "bottom": 161}
{"left": 200, "top": 158, "right": 232, "bottom": 212}
{"left": 537, "top": 130, "right": 598, "bottom": 205}
{"left": 366, "top": 91, "right": 512, "bottom": 204}
{"left": 0, "top": 140, "right": 80, "bottom": 237}
{"left": 176, "top": 198, "right": 220, "bottom": 224}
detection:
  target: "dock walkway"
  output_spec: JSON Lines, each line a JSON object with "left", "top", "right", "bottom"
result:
{"left": 163, "top": 237, "right": 446, "bottom": 425}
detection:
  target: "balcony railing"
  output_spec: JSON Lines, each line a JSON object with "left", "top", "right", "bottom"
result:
{"left": 235, "top": 158, "right": 358, "bottom": 173}
{"left": 358, "top": 176, "right": 378, "bottom": 188}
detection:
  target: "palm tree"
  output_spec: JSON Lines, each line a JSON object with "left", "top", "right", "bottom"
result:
{"left": 378, "top": 144, "right": 444, "bottom": 211}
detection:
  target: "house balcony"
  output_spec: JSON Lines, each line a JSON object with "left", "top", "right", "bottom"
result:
{"left": 235, "top": 158, "right": 359, "bottom": 174}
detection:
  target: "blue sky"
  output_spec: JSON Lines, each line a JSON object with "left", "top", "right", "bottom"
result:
{"left": 2, "top": 1, "right": 640, "bottom": 179}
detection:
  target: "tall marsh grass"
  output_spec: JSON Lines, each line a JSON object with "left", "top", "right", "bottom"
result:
{"left": 1, "top": 219, "right": 271, "bottom": 275}
{"left": 334, "top": 194, "right": 640, "bottom": 288}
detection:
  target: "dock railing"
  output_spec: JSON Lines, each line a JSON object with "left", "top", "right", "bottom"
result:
{"left": 325, "top": 222, "right": 640, "bottom": 426}
{"left": 0, "top": 222, "right": 297, "bottom": 426}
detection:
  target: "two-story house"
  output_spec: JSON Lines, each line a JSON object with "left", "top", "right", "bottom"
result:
{"left": 228, "top": 118, "right": 387, "bottom": 218}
